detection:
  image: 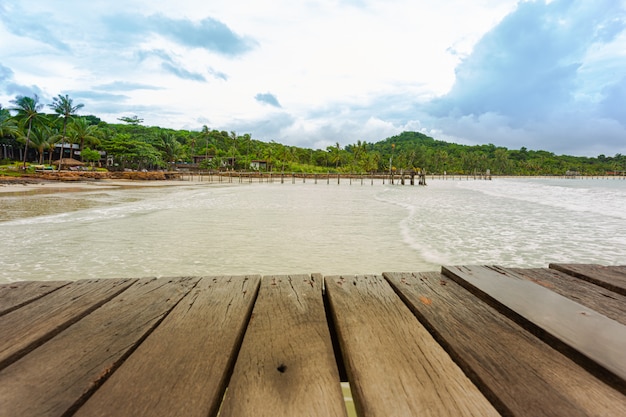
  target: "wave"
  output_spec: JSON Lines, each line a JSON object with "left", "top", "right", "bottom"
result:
{"left": 455, "top": 178, "right": 626, "bottom": 221}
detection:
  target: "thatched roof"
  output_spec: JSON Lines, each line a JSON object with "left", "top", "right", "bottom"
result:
{"left": 52, "top": 158, "right": 84, "bottom": 166}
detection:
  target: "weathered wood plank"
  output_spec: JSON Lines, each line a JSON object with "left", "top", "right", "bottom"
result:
{"left": 610, "top": 265, "right": 626, "bottom": 275}
{"left": 0, "top": 277, "right": 199, "bottom": 417}
{"left": 442, "top": 265, "right": 626, "bottom": 383}
{"left": 74, "top": 275, "right": 260, "bottom": 417}
{"left": 219, "top": 274, "right": 347, "bottom": 417}
{"left": 325, "top": 274, "right": 499, "bottom": 417}
{"left": 0, "top": 280, "right": 70, "bottom": 316}
{"left": 507, "top": 267, "right": 626, "bottom": 325}
{"left": 386, "top": 271, "right": 626, "bottom": 417}
{"left": 549, "top": 263, "right": 626, "bottom": 296}
{"left": 0, "top": 278, "right": 135, "bottom": 370}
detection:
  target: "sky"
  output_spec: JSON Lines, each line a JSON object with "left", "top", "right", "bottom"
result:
{"left": 1, "top": 0, "right": 625, "bottom": 157}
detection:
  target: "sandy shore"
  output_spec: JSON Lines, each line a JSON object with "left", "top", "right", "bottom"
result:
{"left": 0, "top": 178, "right": 199, "bottom": 195}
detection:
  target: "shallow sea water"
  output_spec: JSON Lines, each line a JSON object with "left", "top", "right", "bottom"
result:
{"left": 1, "top": 177, "right": 625, "bottom": 282}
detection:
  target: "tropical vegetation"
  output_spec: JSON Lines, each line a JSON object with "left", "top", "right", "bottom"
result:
{"left": 1, "top": 94, "right": 625, "bottom": 176}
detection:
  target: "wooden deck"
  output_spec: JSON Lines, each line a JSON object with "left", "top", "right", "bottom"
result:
{"left": 0, "top": 264, "right": 624, "bottom": 416}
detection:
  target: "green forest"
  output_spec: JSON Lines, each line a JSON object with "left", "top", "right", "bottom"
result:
{"left": 2, "top": 94, "right": 625, "bottom": 176}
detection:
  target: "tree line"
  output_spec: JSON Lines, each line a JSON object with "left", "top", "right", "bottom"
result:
{"left": 1, "top": 94, "right": 625, "bottom": 175}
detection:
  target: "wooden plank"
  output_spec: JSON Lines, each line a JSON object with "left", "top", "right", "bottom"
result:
{"left": 0, "top": 276, "right": 199, "bottom": 417}
{"left": 219, "top": 274, "right": 347, "bottom": 417}
{"left": 75, "top": 276, "right": 260, "bottom": 417}
{"left": 549, "top": 263, "right": 626, "bottom": 296}
{"left": 443, "top": 265, "right": 626, "bottom": 383}
{"left": 325, "top": 274, "right": 499, "bottom": 417}
{"left": 386, "top": 271, "right": 626, "bottom": 417}
{"left": 0, "top": 280, "right": 70, "bottom": 316}
{"left": 0, "top": 278, "right": 136, "bottom": 370}
{"left": 610, "top": 265, "right": 626, "bottom": 275}
{"left": 507, "top": 267, "right": 626, "bottom": 325}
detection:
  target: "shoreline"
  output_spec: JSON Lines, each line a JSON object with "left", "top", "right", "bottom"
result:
{"left": 0, "top": 177, "right": 196, "bottom": 195}
{"left": 2, "top": 172, "right": 625, "bottom": 195}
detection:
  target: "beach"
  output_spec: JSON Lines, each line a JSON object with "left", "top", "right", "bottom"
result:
{"left": 2, "top": 176, "right": 625, "bottom": 283}
{"left": 0, "top": 176, "right": 190, "bottom": 194}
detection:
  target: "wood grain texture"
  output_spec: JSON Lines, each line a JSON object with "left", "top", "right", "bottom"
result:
{"left": 219, "top": 274, "right": 347, "bottom": 417}
{"left": 386, "top": 271, "right": 626, "bottom": 417}
{"left": 549, "top": 264, "right": 626, "bottom": 295}
{"left": 0, "top": 277, "right": 198, "bottom": 417}
{"left": 506, "top": 267, "right": 626, "bottom": 325}
{"left": 0, "top": 280, "right": 70, "bottom": 316}
{"left": 0, "top": 278, "right": 135, "bottom": 370}
{"left": 75, "top": 276, "right": 260, "bottom": 417}
{"left": 325, "top": 274, "right": 499, "bottom": 417}
{"left": 443, "top": 265, "right": 626, "bottom": 382}
{"left": 610, "top": 265, "right": 626, "bottom": 275}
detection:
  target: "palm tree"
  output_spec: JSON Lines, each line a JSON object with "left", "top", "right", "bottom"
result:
{"left": 0, "top": 107, "right": 18, "bottom": 160}
{"left": 158, "top": 133, "right": 183, "bottom": 169}
{"left": 329, "top": 142, "right": 342, "bottom": 169}
{"left": 26, "top": 125, "right": 54, "bottom": 164}
{"left": 48, "top": 94, "right": 84, "bottom": 170}
{"left": 262, "top": 141, "right": 276, "bottom": 172}
{"left": 0, "top": 105, "right": 18, "bottom": 138}
{"left": 229, "top": 131, "right": 237, "bottom": 168}
{"left": 200, "top": 125, "right": 211, "bottom": 160}
{"left": 68, "top": 118, "right": 100, "bottom": 160}
{"left": 10, "top": 95, "right": 45, "bottom": 168}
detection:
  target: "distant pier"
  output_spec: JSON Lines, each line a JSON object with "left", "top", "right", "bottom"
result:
{"left": 176, "top": 171, "right": 626, "bottom": 183}
{"left": 1, "top": 264, "right": 625, "bottom": 416}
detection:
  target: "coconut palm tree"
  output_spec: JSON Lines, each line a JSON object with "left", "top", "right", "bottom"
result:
{"left": 25, "top": 125, "right": 54, "bottom": 164}
{"left": 68, "top": 117, "right": 100, "bottom": 160}
{"left": 10, "top": 95, "right": 45, "bottom": 168}
{"left": 48, "top": 94, "right": 84, "bottom": 170}
{"left": 158, "top": 133, "right": 183, "bottom": 169}
{"left": 329, "top": 142, "right": 342, "bottom": 169}
{"left": 0, "top": 105, "right": 18, "bottom": 138}
{"left": 229, "top": 131, "right": 238, "bottom": 168}
{"left": 0, "top": 106, "right": 19, "bottom": 160}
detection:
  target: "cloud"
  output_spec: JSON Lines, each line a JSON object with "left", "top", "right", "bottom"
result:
{"left": 0, "top": 4, "right": 70, "bottom": 51}
{"left": 161, "top": 63, "right": 206, "bottom": 82}
{"left": 599, "top": 76, "right": 626, "bottom": 126}
{"left": 0, "top": 64, "right": 44, "bottom": 98}
{"left": 68, "top": 90, "right": 130, "bottom": 102}
{"left": 94, "top": 81, "right": 163, "bottom": 91}
{"left": 103, "top": 13, "right": 257, "bottom": 56}
{"left": 135, "top": 49, "right": 176, "bottom": 63}
{"left": 1, "top": 1, "right": 625, "bottom": 157}
{"left": 255, "top": 92, "right": 281, "bottom": 108}
{"left": 422, "top": 0, "right": 626, "bottom": 155}
{"left": 208, "top": 67, "right": 228, "bottom": 81}
{"left": 0, "top": 65, "right": 13, "bottom": 84}
{"left": 135, "top": 49, "right": 207, "bottom": 81}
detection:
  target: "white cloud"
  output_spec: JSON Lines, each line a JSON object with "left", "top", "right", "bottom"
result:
{"left": 1, "top": 0, "right": 625, "bottom": 156}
